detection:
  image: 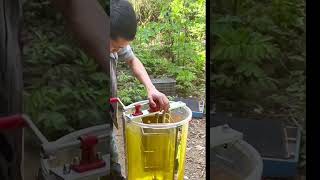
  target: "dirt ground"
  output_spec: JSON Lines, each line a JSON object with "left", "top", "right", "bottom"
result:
{"left": 114, "top": 117, "right": 206, "bottom": 180}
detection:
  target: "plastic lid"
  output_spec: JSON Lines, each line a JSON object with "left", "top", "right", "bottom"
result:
{"left": 124, "top": 100, "right": 192, "bottom": 129}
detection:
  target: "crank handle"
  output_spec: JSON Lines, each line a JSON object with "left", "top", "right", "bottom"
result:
{"left": 0, "top": 114, "right": 49, "bottom": 144}
{"left": 109, "top": 98, "right": 128, "bottom": 110}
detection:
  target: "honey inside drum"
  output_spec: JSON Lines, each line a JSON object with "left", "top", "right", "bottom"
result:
{"left": 125, "top": 114, "right": 189, "bottom": 180}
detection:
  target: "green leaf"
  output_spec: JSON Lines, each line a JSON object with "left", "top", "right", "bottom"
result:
{"left": 90, "top": 72, "right": 108, "bottom": 82}
{"left": 38, "top": 111, "right": 67, "bottom": 130}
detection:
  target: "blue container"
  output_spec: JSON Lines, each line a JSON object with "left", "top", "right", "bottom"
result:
{"left": 212, "top": 113, "right": 302, "bottom": 178}
{"left": 262, "top": 127, "right": 301, "bottom": 177}
{"left": 174, "top": 98, "right": 204, "bottom": 119}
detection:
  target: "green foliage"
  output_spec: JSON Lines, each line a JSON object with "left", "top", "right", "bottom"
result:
{"left": 212, "top": 0, "right": 305, "bottom": 102}
{"left": 213, "top": 26, "right": 280, "bottom": 89}
{"left": 23, "top": 0, "right": 109, "bottom": 140}
{"left": 120, "top": 0, "right": 205, "bottom": 102}
{"left": 213, "top": 0, "right": 306, "bottom": 169}
{"left": 129, "top": 0, "right": 168, "bottom": 23}
{"left": 22, "top": 0, "right": 204, "bottom": 139}
{"left": 117, "top": 71, "right": 147, "bottom": 105}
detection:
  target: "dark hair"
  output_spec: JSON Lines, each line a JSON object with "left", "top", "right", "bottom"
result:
{"left": 110, "top": 0, "right": 137, "bottom": 41}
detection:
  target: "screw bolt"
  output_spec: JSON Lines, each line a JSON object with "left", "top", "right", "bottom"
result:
{"left": 222, "top": 125, "right": 229, "bottom": 132}
{"left": 63, "top": 163, "right": 71, "bottom": 174}
{"left": 72, "top": 156, "right": 80, "bottom": 166}
{"left": 96, "top": 152, "right": 102, "bottom": 160}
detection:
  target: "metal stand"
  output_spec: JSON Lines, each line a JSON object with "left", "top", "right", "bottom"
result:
{"left": 0, "top": 115, "right": 111, "bottom": 180}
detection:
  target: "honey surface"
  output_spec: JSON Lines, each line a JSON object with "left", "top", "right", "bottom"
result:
{"left": 125, "top": 115, "right": 188, "bottom": 180}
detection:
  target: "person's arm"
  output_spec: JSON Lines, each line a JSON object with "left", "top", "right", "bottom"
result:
{"left": 127, "top": 56, "right": 155, "bottom": 91}
{"left": 51, "top": 0, "right": 109, "bottom": 74}
{"left": 126, "top": 56, "right": 170, "bottom": 111}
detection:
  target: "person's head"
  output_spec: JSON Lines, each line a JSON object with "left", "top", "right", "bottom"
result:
{"left": 109, "top": 0, "right": 137, "bottom": 53}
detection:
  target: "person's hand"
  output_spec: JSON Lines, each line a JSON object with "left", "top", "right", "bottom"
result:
{"left": 147, "top": 88, "right": 170, "bottom": 112}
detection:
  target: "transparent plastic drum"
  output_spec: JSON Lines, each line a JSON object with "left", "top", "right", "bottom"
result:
{"left": 123, "top": 100, "right": 192, "bottom": 180}
{"left": 210, "top": 141, "right": 263, "bottom": 180}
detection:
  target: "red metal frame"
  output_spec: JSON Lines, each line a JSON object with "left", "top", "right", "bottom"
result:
{"left": 132, "top": 104, "right": 143, "bottom": 116}
{"left": 0, "top": 115, "right": 27, "bottom": 130}
{"left": 110, "top": 97, "right": 163, "bottom": 115}
{"left": 71, "top": 134, "right": 106, "bottom": 173}
{"left": 109, "top": 97, "right": 119, "bottom": 104}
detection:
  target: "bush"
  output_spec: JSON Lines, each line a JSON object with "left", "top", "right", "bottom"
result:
{"left": 23, "top": 0, "right": 109, "bottom": 140}
{"left": 212, "top": 0, "right": 306, "bottom": 169}
{"left": 118, "top": 0, "right": 206, "bottom": 103}
{"left": 212, "top": 0, "right": 305, "bottom": 110}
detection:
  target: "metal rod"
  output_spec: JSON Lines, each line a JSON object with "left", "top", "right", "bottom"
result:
{"left": 42, "top": 133, "right": 110, "bottom": 155}
{"left": 22, "top": 114, "right": 49, "bottom": 144}
{"left": 118, "top": 100, "right": 127, "bottom": 110}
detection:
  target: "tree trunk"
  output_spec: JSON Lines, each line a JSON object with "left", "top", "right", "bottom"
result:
{"left": 0, "top": 0, "right": 24, "bottom": 180}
